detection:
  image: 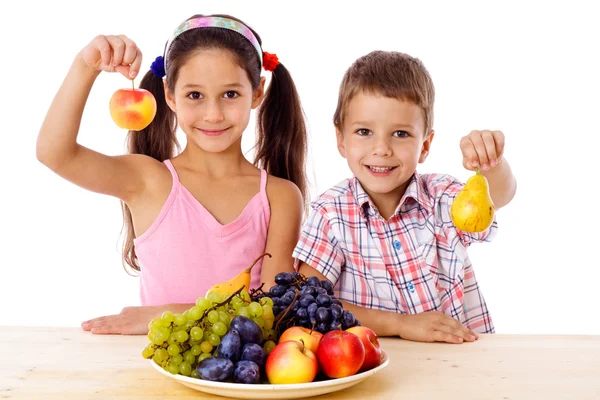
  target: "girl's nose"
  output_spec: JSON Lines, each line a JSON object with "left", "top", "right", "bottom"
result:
{"left": 203, "top": 100, "right": 225, "bottom": 124}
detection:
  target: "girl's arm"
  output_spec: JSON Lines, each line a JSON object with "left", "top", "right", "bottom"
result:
{"left": 81, "top": 303, "right": 195, "bottom": 335}
{"left": 260, "top": 177, "right": 304, "bottom": 290}
{"left": 36, "top": 35, "right": 160, "bottom": 204}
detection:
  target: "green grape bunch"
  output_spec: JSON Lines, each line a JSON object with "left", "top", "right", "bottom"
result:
{"left": 142, "top": 286, "right": 277, "bottom": 379}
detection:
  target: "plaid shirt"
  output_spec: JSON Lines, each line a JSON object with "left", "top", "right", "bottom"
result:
{"left": 293, "top": 173, "right": 497, "bottom": 333}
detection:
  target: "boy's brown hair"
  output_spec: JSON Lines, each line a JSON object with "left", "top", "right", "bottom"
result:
{"left": 333, "top": 50, "right": 435, "bottom": 134}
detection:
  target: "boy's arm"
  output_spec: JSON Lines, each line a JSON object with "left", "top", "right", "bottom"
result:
{"left": 298, "top": 263, "right": 478, "bottom": 344}
{"left": 481, "top": 157, "right": 516, "bottom": 209}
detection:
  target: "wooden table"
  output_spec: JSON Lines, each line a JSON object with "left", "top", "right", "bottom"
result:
{"left": 1, "top": 327, "right": 599, "bottom": 399}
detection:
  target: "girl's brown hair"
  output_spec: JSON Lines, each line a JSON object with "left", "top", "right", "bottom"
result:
{"left": 121, "top": 14, "right": 308, "bottom": 273}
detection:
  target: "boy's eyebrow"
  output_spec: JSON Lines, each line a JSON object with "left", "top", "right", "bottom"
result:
{"left": 181, "top": 83, "right": 245, "bottom": 89}
{"left": 351, "top": 120, "right": 415, "bottom": 130}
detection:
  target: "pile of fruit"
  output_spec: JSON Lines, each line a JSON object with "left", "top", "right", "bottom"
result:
{"left": 142, "top": 253, "right": 383, "bottom": 384}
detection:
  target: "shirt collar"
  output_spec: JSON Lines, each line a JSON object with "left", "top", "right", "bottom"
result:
{"left": 351, "top": 173, "right": 433, "bottom": 218}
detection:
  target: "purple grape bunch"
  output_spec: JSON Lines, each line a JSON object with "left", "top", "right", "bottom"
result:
{"left": 196, "top": 315, "right": 266, "bottom": 384}
{"left": 251, "top": 272, "right": 361, "bottom": 335}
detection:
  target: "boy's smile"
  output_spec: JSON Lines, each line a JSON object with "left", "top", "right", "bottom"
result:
{"left": 336, "top": 91, "right": 434, "bottom": 218}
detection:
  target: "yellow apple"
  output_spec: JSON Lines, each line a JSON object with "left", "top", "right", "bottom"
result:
{"left": 278, "top": 326, "right": 323, "bottom": 354}
{"left": 265, "top": 340, "right": 318, "bottom": 384}
{"left": 109, "top": 88, "right": 156, "bottom": 131}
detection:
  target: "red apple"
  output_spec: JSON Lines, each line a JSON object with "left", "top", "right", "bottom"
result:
{"left": 278, "top": 326, "right": 323, "bottom": 354}
{"left": 109, "top": 88, "right": 157, "bottom": 131}
{"left": 265, "top": 340, "right": 318, "bottom": 384}
{"left": 316, "top": 330, "right": 365, "bottom": 378}
{"left": 346, "top": 326, "right": 382, "bottom": 372}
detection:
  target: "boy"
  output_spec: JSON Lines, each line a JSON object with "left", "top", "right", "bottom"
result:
{"left": 293, "top": 51, "right": 516, "bottom": 344}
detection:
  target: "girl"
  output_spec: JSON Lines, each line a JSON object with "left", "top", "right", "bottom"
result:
{"left": 36, "top": 14, "right": 308, "bottom": 335}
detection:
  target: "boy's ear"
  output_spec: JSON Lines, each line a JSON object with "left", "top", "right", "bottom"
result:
{"left": 336, "top": 127, "right": 347, "bottom": 158}
{"left": 419, "top": 130, "right": 435, "bottom": 163}
{"left": 164, "top": 80, "right": 176, "bottom": 112}
{"left": 251, "top": 77, "right": 266, "bottom": 109}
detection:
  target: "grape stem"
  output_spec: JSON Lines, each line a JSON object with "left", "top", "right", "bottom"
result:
{"left": 274, "top": 289, "right": 300, "bottom": 333}
{"left": 152, "top": 286, "right": 246, "bottom": 356}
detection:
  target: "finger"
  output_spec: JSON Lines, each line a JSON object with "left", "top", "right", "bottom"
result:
{"left": 441, "top": 319, "right": 478, "bottom": 341}
{"left": 81, "top": 317, "right": 105, "bottom": 327}
{"left": 118, "top": 35, "right": 138, "bottom": 65}
{"left": 91, "top": 325, "right": 121, "bottom": 334}
{"left": 468, "top": 133, "right": 490, "bottom": 169}
{"left": 115, "top": 48, "right": 143, "bottom": 79}
{"left": 431, "top": 329, "right": 464, "bottom": 344}
{"left": 130, "top": 47, "right": 143, "bottom": 79}
{"left": 94, "top": 35, "right": 112, "bottom": 69}
{"left": 460, "top": 136, "right": 479, "bottom": 170}
{"left": 105, "top": 35, "right": 126, "bottom": 66}
{"left": 491, "top": 130, "right": 505, "bottom": 161}
{"left": 481, "top": 131, "right": 498, "bottom": 167}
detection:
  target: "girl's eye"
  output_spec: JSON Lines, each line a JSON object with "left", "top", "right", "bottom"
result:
{"left": 187, "top": 92, "right": 202, "bottom": 100}
{"left": 224, "top": 91, "right": 239, "bottom": 99}
{"left": 394, "top": 130, "right": 409, "bottom": 138}
{"left": 356, "top": 129, "right": 371, "bottom": 136}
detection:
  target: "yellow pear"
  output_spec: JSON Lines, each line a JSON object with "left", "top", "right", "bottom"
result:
{"left": 205, "top": 253, "right": 272, "bottom": 297}
{"left": 451, "top": 170, "right": 495, "bottom": 233}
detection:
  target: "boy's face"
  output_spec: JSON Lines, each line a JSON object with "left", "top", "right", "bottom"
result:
{"left": 337, "top": 91, "right": 434, "bottom": 204}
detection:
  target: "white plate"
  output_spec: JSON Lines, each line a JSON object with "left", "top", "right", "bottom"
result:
{"left": 150, "top": 350, "right": 389, "bottom": 399}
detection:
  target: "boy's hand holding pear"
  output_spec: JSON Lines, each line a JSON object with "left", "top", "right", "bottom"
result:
{"left": 452, "top": 129, "right": 514, "bottom": 233}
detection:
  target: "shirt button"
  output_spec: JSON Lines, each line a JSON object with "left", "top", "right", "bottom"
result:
{"left": 393, "top": 240, "right": 401, "bottom": 250}
{"left": 407, "top": 281, "right": 415, "bottom": 293}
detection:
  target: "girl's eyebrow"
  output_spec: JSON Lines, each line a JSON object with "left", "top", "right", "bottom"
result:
{"left": 181, "top": 83, "right": 244, "bottom": 90}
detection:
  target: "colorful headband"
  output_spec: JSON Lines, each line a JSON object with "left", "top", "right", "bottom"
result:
{"left": 164, "top": 16, "right": 263, "bottom": 73}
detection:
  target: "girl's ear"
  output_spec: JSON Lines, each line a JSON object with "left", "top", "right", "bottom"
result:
{"left": 419, "top": 130, "right": 435, "bottom": 163}
{"left": 164, "top": 80, "right": 176, "bottom": 112}
{"left": 251, "top": 77, "right": 266, "bottom": 109}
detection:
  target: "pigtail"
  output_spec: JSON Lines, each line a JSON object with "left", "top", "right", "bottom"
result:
{"left": 120, "top": 70, "right": 179, "bottom": 273}
{"left": 255, "top": 63, "right": 308, "bottom": 207}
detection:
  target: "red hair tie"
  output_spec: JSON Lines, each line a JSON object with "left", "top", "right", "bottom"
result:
{"left": 263, "top": 52, "right": 279, "bottom": 72}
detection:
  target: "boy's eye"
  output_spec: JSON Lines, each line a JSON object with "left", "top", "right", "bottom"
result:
{"left": 224, "top": 91, "right": 239, "bottom": 99}
{"left": 394, "top": 130, "right": 409, "bottom": 138}
{"left": 187, "top": 91, "right": 202, "bottom": 100}
{"left": 356, "top": 129, "right": 371, "bottom": 136}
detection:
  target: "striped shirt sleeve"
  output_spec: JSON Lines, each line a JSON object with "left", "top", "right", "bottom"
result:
{"left": 292, "top": 205, "right": 345, "bottom": 284}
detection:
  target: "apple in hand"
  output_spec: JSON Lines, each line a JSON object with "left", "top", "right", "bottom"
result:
{"left": 109, "top": 88, "right": 157, "bottom": 131}
{"left": 265, "top": 340, "right": 318, "bottom": 384}
{"left": 316, "top": 330, "right": 365, "bottom": 378}
{"left": 346, "top": 326, "right": 382, "bottom": 372}
{"left": 278, "top": 326, "right": 323, "bottom": 354}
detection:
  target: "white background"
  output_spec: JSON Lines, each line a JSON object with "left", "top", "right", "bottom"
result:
{"left": 1, "top": 1, "right": 599, "bottom": 334}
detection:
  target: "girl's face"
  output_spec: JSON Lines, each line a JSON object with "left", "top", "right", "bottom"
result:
{"left": 165, "top": 49, "right": 265, "bottom": 154}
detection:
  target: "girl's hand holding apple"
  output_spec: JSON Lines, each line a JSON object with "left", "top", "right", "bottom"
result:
{"left": 80, "top": 34, "right": 157, "bottom": 131}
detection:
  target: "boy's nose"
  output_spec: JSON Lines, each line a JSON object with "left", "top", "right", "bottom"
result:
{"left": 372, "top": 137, "right": 392, "bottom": 157}
{"left": 203, "top": 101, "right": 225, "bottom": 123}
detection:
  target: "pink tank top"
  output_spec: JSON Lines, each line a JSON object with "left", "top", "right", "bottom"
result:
{"left": 133, "top": 160, "right": 270, "bottom": 306}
